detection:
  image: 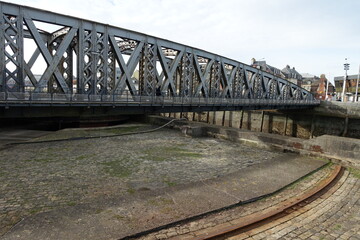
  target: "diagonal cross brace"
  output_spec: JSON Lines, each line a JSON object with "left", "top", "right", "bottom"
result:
{"left": 193, "top": 54, "right": 214, "bottom": 98}
{"left": 277, "top": 81, "right": 284, "bottom": 99}
{"left": 157, "top": 45, "right": 184, "bottom": 94}
{"left": 8, "top": 43, "right": 39, "bottom": 87}
{"left": 220, "top": 61, "right": 236, "bottom": 98}
{"left": 109, "top": 35, "right": 144, "bottom": 95}
{"left": 243, "top": 66, "right": 255, "bottom": 98}
{"left": 24, "top": 16, "right": 76, "bottom": 93}
{"left": 260, "top": 72, "right": 268, "bottom": 94}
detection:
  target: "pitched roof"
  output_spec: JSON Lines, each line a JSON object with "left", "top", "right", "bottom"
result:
{"left": 301, "top": 73, "right": 317, "bottom": 79}
{"left": 251, "top": 59, "right": 282, "bottom": 75}
{"left": 281, "top": 65, "right": 302, "bottom": 79}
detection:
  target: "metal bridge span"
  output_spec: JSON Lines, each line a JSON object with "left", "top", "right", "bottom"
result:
{"left": 0, "top": 2, "right": 319, "bottom": 118}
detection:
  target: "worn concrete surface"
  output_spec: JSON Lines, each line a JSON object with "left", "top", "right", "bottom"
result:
{"left": 0, "top": 124, "right": 326, "bottom": 240}
{"left": 143, "top": 163, "right": 336, "bottom": 239}
{"left": 307, "top": 135, "right": 360, "bottom": 161}
{"left": 228, "top": 169, "right": 360, "bottom": 240}
{"left": 153, "top": 116, "right": 359, "bottom": 168}
{"left": 0, "top": 128, "right": 50, "bottom": 149}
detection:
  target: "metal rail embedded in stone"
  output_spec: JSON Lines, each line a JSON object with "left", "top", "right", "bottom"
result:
{"left": 0, "top": 1, "right": 318, "bottom": 111}
{"left": 191, "top": 165, "right": 343, "bottom": 240}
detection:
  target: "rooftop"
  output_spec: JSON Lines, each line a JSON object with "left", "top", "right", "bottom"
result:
{"left": 334, "top": 74, "right": 360, "bottom": 81}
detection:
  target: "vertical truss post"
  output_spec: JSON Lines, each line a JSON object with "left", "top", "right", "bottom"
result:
{"left": 90, "top": 24, "right": 97, "bottom": 95}
{"left": 77, "top": 22, "right": 84, "bottom": 94}
{"left": 181, "top": 51, "right": 193, "bottom": 99}
{"left": 3, "top": 9, "right": 25, "bottom": 93}
{"left": 48, "top": 38, "right": 57, "bottom": 93}
{"left": 0, "top": 3, "right": 5, "bottom": 92}
{"left": 66, "top": 45, "right": 74, "bottom": 93}
{"left": 151, "top": 44, "right": 158, "bottom": 96}
{"left": 192, "top": 55, "right": 198, "bottom": 97}
{"left": 102, "top": 26, "right": 109, "bottom": 94}
{"left": 17, "top": 7, "right": 24, "bottom": 92}
{"left": 139, "top": 42, "right": 156, "bottom": 96}
{"left": 107, "top": 45, "right": 116, "bottom": 94}
{"left": 233, "top": 66, "right": 243, "bottom": 98}
{"left": 82, "top": 27, "right": 94, "bottom": 95}
{"left": 94, "top": 28, "right": 106, "bottom": 95}
{"left": 219, "top": 61, "right": 226, "bottom": 98}
{"left": 139, "top": 47, "right": 144, "bottom": 94}
{"left": 210, "top": 61, "right": 221, "bottom": 98}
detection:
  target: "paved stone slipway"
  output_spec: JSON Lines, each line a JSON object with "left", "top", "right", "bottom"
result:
{"left": 232, "top": 170, "right": 360, "bottom": 240}
{"left": 138, "top": 164, "right": 334, "bottom": 239}
{"left": 144, "top": 167, "right": 360, "bottom": 240}
{"left": 0, "top": 124, "right": 326, "bottom": 240}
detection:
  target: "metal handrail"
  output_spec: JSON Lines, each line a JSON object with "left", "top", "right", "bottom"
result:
{"left": 0, "top": 90, "right": 320, "bottom": 107}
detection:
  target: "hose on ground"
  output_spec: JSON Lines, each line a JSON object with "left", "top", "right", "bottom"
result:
{"left": 7, "top": 118, "right": 188, "bottom": 146}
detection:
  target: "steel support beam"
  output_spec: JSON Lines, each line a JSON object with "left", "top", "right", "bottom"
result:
{"left": 0, "top": 1, "right": 318, "bottom": 112}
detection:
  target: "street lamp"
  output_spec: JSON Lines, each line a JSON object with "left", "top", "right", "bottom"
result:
{"left": 341, "top": 58, "right": 350, "bottom": 102}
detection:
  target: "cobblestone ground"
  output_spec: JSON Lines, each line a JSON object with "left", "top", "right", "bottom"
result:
{"left": 139, "top": 164, "right": 335, "bottom": 240}
{"left": 233, "top": 169, "right": 360, "bottom": 240}
{"left": 142, "top": 166, "right": 360, "bottom": 240}
{"left": 0, "top": 124, "right": 285, "bottom": 236}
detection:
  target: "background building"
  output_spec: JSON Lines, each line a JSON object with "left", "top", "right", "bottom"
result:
{"left": 301, "top": 73, "right": 319, "bottom": 92}
{"left": 250, "top": 58, "right": 283, "bottom": 77}
{"left": 251, "top": 58, "right": 302, "bottom": 86}
{"left": 301, "top": 73, "right": 335, "bottom": 100}
{"left": 250, "top": 59, "right": 336, "bottom": 101}
{"left": 281, "top": 65, "right": 302, "bottom": 86}
{"left": 334, "top": 74, "right": 360, "bottom": 102}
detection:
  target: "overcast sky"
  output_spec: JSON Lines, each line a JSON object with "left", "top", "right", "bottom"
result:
{"left": 5, "top": 0, "right": 360, "bottom": 84}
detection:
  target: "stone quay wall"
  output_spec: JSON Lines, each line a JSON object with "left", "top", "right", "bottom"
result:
{"left": 162, "top": 101, "right": 360, "bottom": 139}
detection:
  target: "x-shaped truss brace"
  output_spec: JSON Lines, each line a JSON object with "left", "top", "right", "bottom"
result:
{"left": 110, "top": 35, "right": 144, "bottom": 96}
{"left": 24, "top": 15, "right": 76, "bottom": 93}
{"left": 220, "top": 61, "right": 237, "bottom": 98}
{"left": 193, "top": 54, "right": 214, "bottom": 98}
{"left": 157, "top": 45, "right": 184, "bottom": 94}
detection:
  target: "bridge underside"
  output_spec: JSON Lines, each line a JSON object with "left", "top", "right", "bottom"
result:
{"left": 0, "top": 2, "right": 318, "bottom": 116}
{"left": 0, "top": 101, "right": 315, "bottom": 119}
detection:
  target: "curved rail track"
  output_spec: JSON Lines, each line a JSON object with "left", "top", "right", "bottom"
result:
{"left": 127, "top": 164, "right": 345, "bottom": 240}
{"left": 190, "top": 165, "right": 343, "bottom": 240}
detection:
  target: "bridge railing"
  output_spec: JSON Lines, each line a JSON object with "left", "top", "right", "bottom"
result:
{"left": 0, "top": 1, "right": 317, "bottom": 108}
{"left": 0, "top": 91, "right": 320, "bottom": 107}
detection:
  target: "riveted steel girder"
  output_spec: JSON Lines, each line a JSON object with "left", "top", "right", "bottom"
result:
{"left": 0, "top": 1, "right": 317, "bottom": 110}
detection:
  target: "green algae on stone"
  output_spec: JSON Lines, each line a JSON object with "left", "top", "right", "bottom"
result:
{"left": 349, "top": 167, "right": 360, "bottom": 179}
{"left": 101, "top": 160, "right": 133, "bottom": 178}
{"left": 143, "top": 146, "right": 202, "bottom": 162}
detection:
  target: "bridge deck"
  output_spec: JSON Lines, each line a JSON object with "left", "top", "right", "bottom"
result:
{"left": 0, "top": 1, "right": 318, "bottom": 115}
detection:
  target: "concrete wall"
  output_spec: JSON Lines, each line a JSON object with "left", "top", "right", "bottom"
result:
{"left": 149, "top": 115, "right": 359, "bottom": 168}
{"left": 161, "top": 101, "right": 360, "bottom": 139}
{"left": 306, "top": 135, "right": 360, "bottom": 160}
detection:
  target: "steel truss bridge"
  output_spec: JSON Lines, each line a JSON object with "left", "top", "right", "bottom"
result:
{"left": 0, "top": 2, "right": 319, "bottom": 117}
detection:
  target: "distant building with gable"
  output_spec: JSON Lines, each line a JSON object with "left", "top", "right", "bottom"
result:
{"left": 250, "top": 58, "right": 282, "bottom": 77}
{"left": 251, "top": 58, "right": 302, "bottom": 86}
{"left": 281, "top": 65, "right": 303, "bottom": 86}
